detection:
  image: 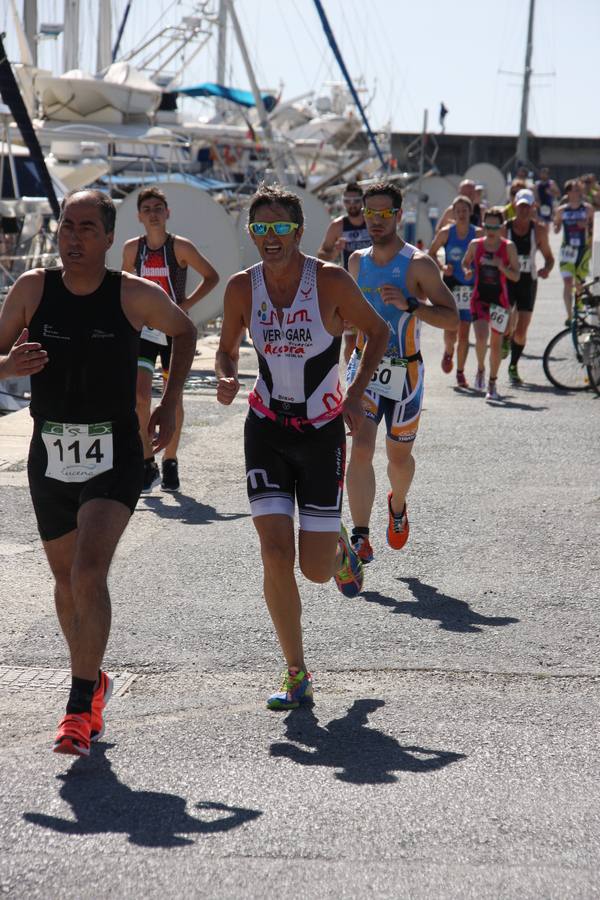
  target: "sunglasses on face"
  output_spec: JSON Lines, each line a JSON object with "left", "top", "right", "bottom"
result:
{"left": 484, "top": 223, "right": 502, "bottom": 230}
{"left": 363, "top": 207, "right": 399, "bottom": 219}
{"left": 249, "top": 221, "right": 299, "bottom": 236}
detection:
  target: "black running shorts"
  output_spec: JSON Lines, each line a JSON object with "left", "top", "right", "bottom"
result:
{"left": 244, "top": 411, "right": 346, "bottom": 533}
{"left": 138, "top": 336, "right": 172, "bottom": 374}
{"left": 27, "top": 420, "right": 144, "bottom": 542}
{"left": 508, "top": 276, "right": 538, "bottom": 313}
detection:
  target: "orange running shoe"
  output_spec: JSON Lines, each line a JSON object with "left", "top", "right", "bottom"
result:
{"left": 91, "top": 670, "right": 113, "bottom": 742}
{"left": 53, "top": 712, "right": 91, "bottom": 757}
{"left": 386, "top": 492, "right": 410, "bottom": 550}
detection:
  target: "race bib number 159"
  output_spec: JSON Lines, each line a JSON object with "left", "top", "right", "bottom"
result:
{"left": 41, "top": 422, "right": 114, "bottom": 483}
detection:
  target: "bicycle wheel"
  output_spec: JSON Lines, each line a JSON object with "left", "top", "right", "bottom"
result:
{"left": 585, "top": 331, "right": 600, "bottom": 396}
{"left": 543, "top": 327, "right": 590, "bottom": 391}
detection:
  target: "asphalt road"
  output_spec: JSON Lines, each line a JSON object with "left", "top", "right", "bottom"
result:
{"left": 1, "top": 240, "right": 599, "bottom": 899}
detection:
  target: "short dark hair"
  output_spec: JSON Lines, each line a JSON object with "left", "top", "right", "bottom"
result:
{"left": 247, "top": 183, "right": 304, "bottom": 227}
{"left": 452, "top": 193, "right": 473, "bottom": 210}
{"left": 137, "top": 187, "right": 168, "bottom": 210}
{"left": 362, "top": 181, "right": 403, "bottom": 210}
{"left": 60, "top": 189, "right": 116, "bottom": 233}
{"left": 484, "top": 206, "right": 504, "bottom": 222}
{"left": 344, "top": 181, "right": 363, "bottom": 196}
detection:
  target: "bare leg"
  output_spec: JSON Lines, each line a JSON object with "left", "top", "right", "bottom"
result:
{"left": 513, "top": 310, "right": 533, "bottom": 348}
{"left": 163, "top": 393, "right": 184, "bottom": 460}
{"left": 44, "top": 499, "right": 132, "bottom": 682}
{"left": 253, "top": 514, "right": 305, "bottom": 670}
{"left": 346, "top": 417, "right": 378, "bottom": 529}
{"left": 387, "top": 438, "right": 415, "bottom": 515}
{"left": 489, "top": 330, "right": 503, "bottom": 380}
{"left": 443, "top": 327, "right": 458, "bottom": 356}
{"left": 456, "top": 320, "right": 471, "bottom": 371}
{"left": 473, "top": 319, "right": 489, "bottom": 372}
{"left": 563, "top": 276, "right": 574, "bottom": 319}
{"left": 136, "top": 367, "right": 154, "bottom": 458}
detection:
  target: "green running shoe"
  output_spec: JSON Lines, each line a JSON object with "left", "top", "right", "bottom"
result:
{"left": 267, "top": 668, "right": 313, "bottom": 710}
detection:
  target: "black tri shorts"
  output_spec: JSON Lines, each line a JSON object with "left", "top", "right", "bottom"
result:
{"left": 508, "top": 275, "right": 538, "bottom": 313}
{"left": 138, "top": 336, "right": 172, "bottom": 374}
{"left": 244, "top": 410, "right": 346, "bottom": 533}
{"left": 27, "top": 418, "right": 144, "bottom": 542}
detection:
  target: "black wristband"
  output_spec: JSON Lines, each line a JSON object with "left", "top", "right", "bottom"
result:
{"left": 406, "top": 296, "right": 419, "bottom": 314}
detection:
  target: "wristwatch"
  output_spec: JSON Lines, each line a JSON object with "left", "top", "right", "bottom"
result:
{"left": 405, "top": 296, "right": 419, "bottom": 314}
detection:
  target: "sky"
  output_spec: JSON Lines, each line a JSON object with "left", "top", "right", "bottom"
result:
{"left": 4, "top": 0, "right": 600, "bottom": 138}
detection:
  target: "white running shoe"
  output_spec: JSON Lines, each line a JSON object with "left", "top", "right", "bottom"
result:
{"left": 485, "top": 381, "right": 500, "bottom": 401}
{"left": 474, "top": 369, "right": 486, "bottom": 392}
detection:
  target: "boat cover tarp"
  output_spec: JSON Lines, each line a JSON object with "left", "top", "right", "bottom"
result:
{"left": 177, "top": 82, "right": 277, "bottom": 112}
{"left": 99, "top": 172, "right": 238, "bottom": 191}
{"left": 0, "top": 35, "right": 61, "bottom": 218}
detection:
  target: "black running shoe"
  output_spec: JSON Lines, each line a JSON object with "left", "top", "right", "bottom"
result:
{"left": 161, "top": 457, "right": 180, "bottom": 491}
{"left": 142, "top": 459, "right": 160, "bottom": 493}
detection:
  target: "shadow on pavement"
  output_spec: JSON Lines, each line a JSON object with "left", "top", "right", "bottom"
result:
{"left": 23, "top": 743, "right": 261, "bottom": 847}
{"left": 139, "top": 492, "right": 249, "bottom": 526}
{"left": 270, "top": 699, "right": 465, "bottom": 784}
{"left": 361, "top": 576, "right": 519, "bottom": 634}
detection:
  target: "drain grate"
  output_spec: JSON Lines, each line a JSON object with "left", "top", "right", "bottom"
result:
{"left": 0, "top": 665, "right": 138, "bottom": 696}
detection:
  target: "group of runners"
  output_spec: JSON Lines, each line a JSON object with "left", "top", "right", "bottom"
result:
{"left": 0, "top": 165, "right": 593, "bottom": 754}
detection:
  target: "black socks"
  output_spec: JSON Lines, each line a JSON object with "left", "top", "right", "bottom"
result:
{"left": 66, "top": 676, "right": 96, "bottom": 715}
{"left": 510, "top": 341, "right": 525, "bottom": 367}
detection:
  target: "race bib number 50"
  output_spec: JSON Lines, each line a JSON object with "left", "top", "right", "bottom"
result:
{"left": 41, "top": 421, "right": 113, "bottom": 483}
{"left": 369, "top": 355, "right": 408, "bottom": 399}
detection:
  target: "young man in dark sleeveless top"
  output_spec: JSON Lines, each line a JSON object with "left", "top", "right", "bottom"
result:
{"left": 0, "top": 190, "right": 197, "bottom": 756}
{"left": 216, "top": 185, "right": 388, "bottom": 712}
{"left": 122, "top": 187, "right": 219, "bottom": 492}
{"left": 318, "top": 182, "right": 371, "bottom": 362}
{"left": 505, "top": 189, "right": 554, "bottom": 384}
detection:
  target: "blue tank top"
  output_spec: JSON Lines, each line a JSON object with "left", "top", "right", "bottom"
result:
{"left": 357, "top": 244, "right": 421, "bottom": 358}
{"left": 445, "top": 224, "right": 476, "bottom": 286}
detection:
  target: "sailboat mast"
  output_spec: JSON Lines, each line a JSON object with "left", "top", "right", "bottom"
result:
{"left": 23, "top": 0, "right": 38, "bottom": 66}
{"left": 96, "top": 0, "right": 112, "bottom": 73}
{"left": 516, "top": 0, "right": 535, "bottom": 165}
{"left": 215, "top": 0, "right": 228, "bottom": 117}
{"left": 223, "top": 0, "right": 288, "bottom": 184}
{"left": 63, "top": 0, "right": 80, "bottom": 72}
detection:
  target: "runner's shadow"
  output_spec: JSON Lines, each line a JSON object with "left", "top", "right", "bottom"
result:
{"left": 270, "top": 700, "right": 465, "bottom": 784}
{"left": 140, "top": 493, "right": 249, "bottom": 526}
{"left": 486, "top": 397, "right": 548, "bottom": 411}
{"left": 23, "top": 744, "right": 261, "bottom": 847}
{"left": 511, "top": 383, "right": 564, "bottom": 395}
{"left": 361, "top": 577, "right": 518, "bottom": 633}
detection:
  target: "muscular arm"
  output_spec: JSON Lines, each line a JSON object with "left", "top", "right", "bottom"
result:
{"left": 427, "top": 227, "right": 449, "bottom": 270}
{"left": 0, "top": 270, "right": 48, "bottom": 379}
{"left": 175, "top": 237, "right": 220, "bottom": 312}
{"left": 462, "top": 240, "right": 476, "bottom": 280}
{"left": 434, "top": 205, "right": 453, "bottom": 233}
{"left": 215, "top": 272, "right": 249, "bottom": 405}
{"left": 405, "top": 254, "right": 459, "bottom": 329}
{"left": 123, "top": 272, "right": 196, "bottom": 410}
{"left": 535, "top": 223, "right": 555, "bottom": 277}
{"left": 502, "top": 242, "right": 521, "bottom": 283}
{"left": 321, "top": 263, "right": 389, "bottom": 435}
{"left": 553, "top": 206, "right": 564, "bottom": 234}
{"left": 317, "top": 219, "right": 344, "bottom": 262}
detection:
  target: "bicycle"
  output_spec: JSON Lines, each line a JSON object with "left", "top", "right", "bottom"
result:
{"left": 543, "top": 277, "right": 600, "bottom": 394}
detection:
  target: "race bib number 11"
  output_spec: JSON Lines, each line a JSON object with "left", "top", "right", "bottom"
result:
{"left": 41, "top": 422, "right": 114, "bottom": 483}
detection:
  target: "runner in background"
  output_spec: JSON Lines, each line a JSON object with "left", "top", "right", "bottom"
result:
{"left": 428, "top": 195, "right": 481, "bottom": 388}
{"left": 534, "top": 167, "right": 560, "bottom": 224}
{"left": 554, "top": 180, "right": 594, "bottom": 324}
{"left": 318, "top": 182, "right": 371, "bottom": 362}
{"left": 122, "top": 187, "right": 219, "bottom": 492}
{"left": 462, "top": 207, "right": 520, "bottom": 401}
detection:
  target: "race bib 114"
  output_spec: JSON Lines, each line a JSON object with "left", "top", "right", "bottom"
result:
{"left": 41, "top": 421, "right": 114, "bottom": 483}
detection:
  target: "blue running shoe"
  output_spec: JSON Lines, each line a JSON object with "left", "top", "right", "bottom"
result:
{"left": 267, "top": 669, "right": 313, "bottom": 711}
{"left": 334, "top": 524, "right": 364, "bottom": 598}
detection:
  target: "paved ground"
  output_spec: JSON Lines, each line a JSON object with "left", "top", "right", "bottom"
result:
{"left": 1, "top": 239, "right": 599, "bottom": 899}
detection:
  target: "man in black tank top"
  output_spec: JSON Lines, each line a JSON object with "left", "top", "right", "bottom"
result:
{"left": 122, "top": 186, "right": 219, "bottom": 492}
{"left": 505, "top": 189, "right": 554, "bottom": 385}
{"left": 318, "top": 182, "right": 371, "bottom": 361}
{"left": 0, "top": 189, "right": 197, "bottom": 757}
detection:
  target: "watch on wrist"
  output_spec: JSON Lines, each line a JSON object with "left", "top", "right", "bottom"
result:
{"left": 406, "top": 296, "right": 419, "bottom": 314}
